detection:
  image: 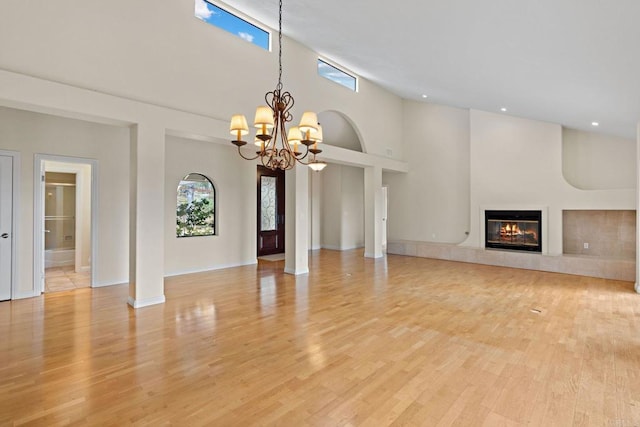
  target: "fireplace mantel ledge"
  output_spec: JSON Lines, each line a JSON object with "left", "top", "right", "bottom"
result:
{"left": 386, "top": 240, "right": 634, "bottom": 282}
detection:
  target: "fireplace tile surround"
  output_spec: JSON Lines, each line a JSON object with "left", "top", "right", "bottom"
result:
{"left": 563, "top": 210, "right": 635, "bottom": 259}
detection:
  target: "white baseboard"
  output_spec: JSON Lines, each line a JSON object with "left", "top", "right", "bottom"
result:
{"left": 13, "top": 290, "right": 40, "bottom": 300}
{"left": 364, "top": 252, "right": 385, "bottom": 259}
{"left": 164, "top": 260, "right": 258, "bottom": 278}
{"left": 93, "top": 279, "right": 127, "bottom": 288}
{"left": 635, "top": 282, "right": 639, "bottom": 294}
{"left": 127, "top": 295, "right": 165, "bottom": 309}
{"left": 77, "top": 266, "right": 91, "bottom": 273}
{"left": 322, "top": 245, "right": 364, "bottom": 251}
{"left": 284, "top": 267, "right": 309, "bottom": 275}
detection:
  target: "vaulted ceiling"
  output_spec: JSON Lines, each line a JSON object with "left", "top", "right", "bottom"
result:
{"left": 224, "top": 0, "right": 640, "bottom": 140}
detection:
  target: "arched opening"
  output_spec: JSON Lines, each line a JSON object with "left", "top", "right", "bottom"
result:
{"left": 317, "top": 111, "right": 365, "bottom": 153}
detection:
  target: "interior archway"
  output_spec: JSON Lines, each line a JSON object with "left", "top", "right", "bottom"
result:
{"left": 317, "top": 111, "right": 364, "bottom": 153}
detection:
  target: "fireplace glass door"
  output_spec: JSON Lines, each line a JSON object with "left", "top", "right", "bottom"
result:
{"left": 485, "top": 210, "right": 542, "bottom": 252}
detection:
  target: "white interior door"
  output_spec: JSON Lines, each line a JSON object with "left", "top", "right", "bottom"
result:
{"left": 0, "top": 155, "right": 13, "bottom": 300}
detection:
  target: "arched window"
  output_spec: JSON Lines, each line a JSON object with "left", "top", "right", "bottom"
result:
{"left": 176, "top": 173, "right": 216, "bottom": 237}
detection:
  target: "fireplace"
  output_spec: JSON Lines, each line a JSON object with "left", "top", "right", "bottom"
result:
{"left": 485, "top": 210, "right": 542, "bottom": 252}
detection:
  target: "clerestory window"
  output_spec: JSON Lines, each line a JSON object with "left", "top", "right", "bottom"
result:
{"left": 195, "top": 0, "right": 270, "bottom": 51}
{"left": 317, "top": 59, "right": 358, "bottom": 91}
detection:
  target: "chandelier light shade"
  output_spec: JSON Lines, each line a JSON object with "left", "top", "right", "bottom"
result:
{"left": 229, "top": 0, "right": 327, "bottom": 172}
{"left": 230, "top": 114, "right": 249, "bottom": 141}
{"left": 299, "top": 111, "right": 319, "bottom": 136}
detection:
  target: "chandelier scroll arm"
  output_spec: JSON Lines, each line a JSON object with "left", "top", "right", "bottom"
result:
{"left": 234, "top": 143, "right": 261, "bottom": 161}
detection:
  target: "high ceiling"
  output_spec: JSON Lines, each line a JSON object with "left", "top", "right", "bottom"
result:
{"left": 223, "top": 0, "right": 640, "bottom": 140}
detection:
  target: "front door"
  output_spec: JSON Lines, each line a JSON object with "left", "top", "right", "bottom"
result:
{"left": 0, "top": 155, "right": 13, "bottom": 300}
{"left": 257, "top": 166, "right": 285, "bottom": 256}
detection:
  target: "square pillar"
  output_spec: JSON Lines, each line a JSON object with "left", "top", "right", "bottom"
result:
{"left": 365, "top": 166, "right": 384, "bottom": 258}
{"left": 285, "top": 163, "right": 309, "bottom": 275}
{"left": 128, "top": 123, "right": 166, "bottom": 308}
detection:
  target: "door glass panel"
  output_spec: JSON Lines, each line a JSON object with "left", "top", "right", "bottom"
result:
{"left": 261, "top": 176, "right": 277, "bottom": 231}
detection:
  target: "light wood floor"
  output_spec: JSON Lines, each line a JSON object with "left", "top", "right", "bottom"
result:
{"left": 1, "top": 250, "right": 639, "bottom": 426}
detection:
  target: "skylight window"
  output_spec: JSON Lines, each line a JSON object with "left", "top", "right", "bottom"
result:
{"left": 317, "top": 59, "right": 358, "bottom": 91}
{"left": 195, "top": 0, "right": 270, "bottom": 51}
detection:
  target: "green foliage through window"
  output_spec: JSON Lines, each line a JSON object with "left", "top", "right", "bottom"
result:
{"left": 177, "top": 173, "right": 215, "bottom": 237}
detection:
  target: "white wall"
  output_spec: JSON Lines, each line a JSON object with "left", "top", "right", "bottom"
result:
{"left": 464, "top": 110, "right": 634, "bottom": 255}
{"left": 318, "top": 111, "right": 363, "bottom": 152}
{"left": 340, "top": 166, "right": 365, "bottom": 249}
{"left": 321, "top": 164, "right": 342, "bottom": 249}
{"left": 563, "top": 128, "right": 636, "bottom": 190}
{"left": 0, "top": 0, "right": 403, "bottom": 161}
{"left": 0, "top": 0, "right": 408, "bottom": 301}
{"left": 385, "top": 103, "right": 635, "bottom": 257}
{"left": 308, "top": 171, "right": 322, "bottom": 250}
{"left": 164, "top": 136, "right": 256, "bottom": 275}
{"left": 384, "top": 101, "right": 470, "bottom": 244}
{"left": 320, "top": 163, "right": 364, "bottom": 250}
{"left": 0, "top": 107, "right": 130, "bottom": 293}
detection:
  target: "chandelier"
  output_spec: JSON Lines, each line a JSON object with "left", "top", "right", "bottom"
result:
{"left": 229, "top": 0, "right": 327, "bottom": 172}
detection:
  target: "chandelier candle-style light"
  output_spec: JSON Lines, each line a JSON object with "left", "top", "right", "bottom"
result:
{"left": 229, "top": 0, "right": 327, "bottom": 171}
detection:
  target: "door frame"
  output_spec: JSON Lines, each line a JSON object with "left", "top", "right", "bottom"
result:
{"left": 34, "top": 154, "right": 98, "bottom": 293}
{"left": 0, "top": 150, "right": 20, "bottom": 300}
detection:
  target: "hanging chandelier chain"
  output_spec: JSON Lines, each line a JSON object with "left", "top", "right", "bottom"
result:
{"left": 229, "top": 0, "right": 326, "bottom": 171}
{"left": 277, "top": 0, "right": 283, "bottom": 91}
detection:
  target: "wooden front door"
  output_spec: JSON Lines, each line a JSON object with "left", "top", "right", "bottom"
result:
{"left": 257, "top": 166, "right": 285, "bottom": 256}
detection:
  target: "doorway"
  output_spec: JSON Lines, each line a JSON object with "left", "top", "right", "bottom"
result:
{"left": 257, "top": 165, "right": 285, "bottom": 256}
{"left": 382, "top": 186, "right": 388, "bottom": 251}
{"left": 35, "top": 155, "right": 97, "bottom": 293}
{"left": 0, "top": 154, "right": 15, "bottom": 300}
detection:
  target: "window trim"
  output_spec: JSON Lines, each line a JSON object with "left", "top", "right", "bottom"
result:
{"left": 317, "top": 58, "right": 359, "bottom": 92}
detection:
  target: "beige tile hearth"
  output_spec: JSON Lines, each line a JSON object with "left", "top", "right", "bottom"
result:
{"left": 387, "top": 240, "right": 635, "bottom": 281}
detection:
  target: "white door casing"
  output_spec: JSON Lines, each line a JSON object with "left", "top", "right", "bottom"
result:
{"left": 0, "top": 155, "right": 12, "bottom": 300}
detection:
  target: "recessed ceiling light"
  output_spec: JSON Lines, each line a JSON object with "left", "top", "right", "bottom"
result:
{"left": 422, "top": 94, "right": 428, "bottom": 99}
{"left": 500, "top": 107, "right": 507, "bottom": 112}
{"left": 591, "top": 122, "right": 599, "bottom": 126}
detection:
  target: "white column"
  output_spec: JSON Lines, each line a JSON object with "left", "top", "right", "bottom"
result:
{"left": 128, "top": 123, "right": 166, "bottom": 308}
{"left": 636, "top": 121, "right": 640, "bottom": 293}
{"left": 285, "top": 163, "right": 309, "bottom": 275}
{"left": 364, "top": 166, "right": 384, "bottom": 258}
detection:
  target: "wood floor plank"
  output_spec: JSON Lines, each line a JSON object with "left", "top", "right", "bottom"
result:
{"left": 1, "top": 250, "right": 639, "bottom": 426}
